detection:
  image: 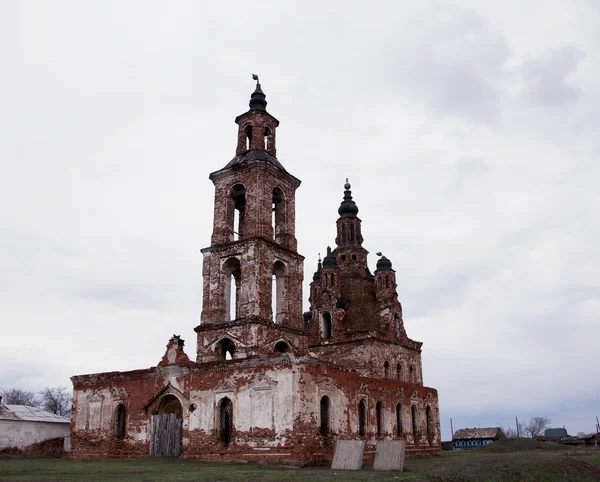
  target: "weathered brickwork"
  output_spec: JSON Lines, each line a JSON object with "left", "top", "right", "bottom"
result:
{"left": 70, "top": 79, "right": 442, "bottom": 464}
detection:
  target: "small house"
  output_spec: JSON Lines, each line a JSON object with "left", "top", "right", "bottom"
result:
{"left": 453, "top": 427, "right": 505, "bottom": 449}
{"left": 0, "top": 404, "right": 70, "bottom": 451}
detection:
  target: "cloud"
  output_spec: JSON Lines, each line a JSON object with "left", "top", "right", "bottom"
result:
{"left": 520, "top": 45, "right": 585, "bottom": 106}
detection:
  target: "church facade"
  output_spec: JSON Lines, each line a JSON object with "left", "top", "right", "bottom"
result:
{"left": 70, "top": 80, "right": 442, "bottom": 463}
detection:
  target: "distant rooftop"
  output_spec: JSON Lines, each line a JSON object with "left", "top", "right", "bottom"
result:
{"left": 0, "top": 405, "right": 70, "bottom": 424}
{"left": 453, "top": 427, "right": 504, "bottom": 440}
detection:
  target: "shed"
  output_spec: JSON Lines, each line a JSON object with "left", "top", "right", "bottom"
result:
{"left": 453, "top": 427, "right": 505, "bottom": 449}
{"left": 0, "top": 405, "right": 70, "bottom": 451}
{"left": 544, "top": 428, "right": 568, "bottom": 438}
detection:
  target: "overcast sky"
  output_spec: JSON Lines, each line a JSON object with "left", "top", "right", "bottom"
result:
{"left": 1, "top": 1, "right": 598, "bottom": 440}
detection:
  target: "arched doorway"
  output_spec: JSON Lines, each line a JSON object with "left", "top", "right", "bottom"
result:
{"left": 150, "top": 395, "right": 183, "bottom": 457}
{"left": 219, "top": 397, "right": 233, "bottom": 446}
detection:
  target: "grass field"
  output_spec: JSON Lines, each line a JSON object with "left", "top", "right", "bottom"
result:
{"left": 1, "top": 440, "right": 599, "bottom": 482}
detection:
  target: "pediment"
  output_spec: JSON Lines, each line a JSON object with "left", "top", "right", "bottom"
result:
{"left": 214, "top": 378, "right": 236, "bottom": 394}
{"left": 249, "top": 372, "right": 278, "bottom": 391}
{"left": 142, "top": 382, "right": 188, "bottom": 412}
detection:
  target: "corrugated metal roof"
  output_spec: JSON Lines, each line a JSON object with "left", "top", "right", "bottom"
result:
{"left": 453, "top": 427, "right": 503, "bottom": 440}
{"left": 0, "top": 405, "right": 69, "bottom": 424}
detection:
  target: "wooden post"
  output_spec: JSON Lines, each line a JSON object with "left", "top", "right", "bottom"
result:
{"left": 515, "top": 417, "right": 520, "bottom": 439}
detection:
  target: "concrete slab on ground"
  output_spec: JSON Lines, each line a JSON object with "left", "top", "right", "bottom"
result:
{"left": 373, "top": 440, "right": 405, "bottom": 471}
{"left": 331, "top": 440, "right": 365, "bottom": 470}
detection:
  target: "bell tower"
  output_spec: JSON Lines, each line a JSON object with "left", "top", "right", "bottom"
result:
{"left": 195, "top": 76, "right": 306, "bottom": 362}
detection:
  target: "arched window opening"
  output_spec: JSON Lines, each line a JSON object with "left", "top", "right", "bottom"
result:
{"left": 409, "top": 366, "right": 416, "bottom": 384}
{"left": 411, "top": 405, "right": 418, "bottom": 440}
{"left": 384, "top": 361, "right": 390, "bottom": 378}
{"left": 322, "top": 312, "right": 332, "bottom": 340}
{"left": 377, "top": 277, "right": 382, "bottom": 288}
{"left": 244, "top": 125, "right": 252, "bottom": 150}
{"left": 217, "top": 338, "right": 235, "bottom": 360}
{"left": 264, "top": 126, "right": 271, "bottom": 150}
{"left": 330, "top": 273, "right": 335, "bottom": 286}
{"left": 114, "top": 404, "right": 126, "bottom": 439}
{"left": 395, "top": 314, "right": 402, "bottom": 339}
{"left": 358, "top": 400, "right": 366, "bottom": 436}
{"left": 341, "top": 224, "right": 347, "bottom": 242}
{"left": 426, "top": 406, "right": 433, "bottom": 444}
{"left": 222, "top": 257, "right": 241, "bottom": 321}
{"left": 385, "top": 275, "right": 389, "bottom": 288}
{"left": 272, "top": 187, "right": 285, "bottom": 242}
{"left": 396, "top": 363, "right": 402, "bottom": 380}
{"left": 274, "top": 341, "right": 289, "bottom": 353}
{"left": 376, "top": 401, "right": 384, "bottom": 437}
{"left": 219, "top": 397, "right": 233, "bottom": 446}
{"left": 229, "top": 184, "right": 246, "bottom": 241}
{"left": 320, "top": 396, "right": 331, "bottom": 435}
{"left": 158, "top": 394, "right": 183, "bottom": 418}
{"left": 396, "top": 404, "right": 402, "bottom": 437}
{"left": 350, "top": 224, "right": 355, "bottom": 241}
{"left": 272, "top": 261, "right": 286, "bottom": 324}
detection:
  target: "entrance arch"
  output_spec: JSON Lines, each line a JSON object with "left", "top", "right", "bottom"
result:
{"left": 150, "top": 395, "right": 183, "bottom": 457}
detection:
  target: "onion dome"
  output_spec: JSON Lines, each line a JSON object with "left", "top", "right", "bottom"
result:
{"left": 249, "top": 74, "right": 267, "bottom": 111}
{"left": 322, "top": 246, "right": 337, "bottom": 268}
{"left": 376, "top": 254, "right": 393, "bottom": 271}
{"left": 312, "top": 255, "right": 322, "bottom": 281}
{"left": 338, "top": 179, "right": 359, "bottom": 218}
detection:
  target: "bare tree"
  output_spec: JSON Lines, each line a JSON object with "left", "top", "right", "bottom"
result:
{"left": 503, "top": 425, "right": 518, "bottom": 439}
{"left": 0, "top": 387, "right": 39, "bottom": 406}
{"left": 524, "top": 416, "right": 551, "bottom": 438}
{"left": 39, "top": 387, "right": 72, "bottom": 417}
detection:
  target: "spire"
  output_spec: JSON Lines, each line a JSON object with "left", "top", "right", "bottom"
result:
{"left": 338, "top": 179, "right": 359, "bottom": 218}
{"left": 249, "top": 73, "right": 267, "bottom": 111}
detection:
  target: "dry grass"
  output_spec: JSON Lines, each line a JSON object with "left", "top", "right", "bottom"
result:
{"left": 1, "top": 440, "right": 599, "bottom": 482}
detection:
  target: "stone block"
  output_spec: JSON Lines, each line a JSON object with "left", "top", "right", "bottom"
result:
{"left": 373, "top": 440, "right": 405, "bottom": 471}
{"left": 331, "top": 440, "right": 364, "bottom": 470}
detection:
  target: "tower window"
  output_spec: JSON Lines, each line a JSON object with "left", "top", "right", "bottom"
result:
{"left": 350, "top": 224, "right": 355, "bottom": 241}
{"left": 272, "top": 187, "right": 285, "bottom": 242}
{"left": 222, "top": 257, "right": 241, "bottom": 321}
{"left": 341, "top": 224, "right": 347, "bottom": 242}
{"left": 352, "top": 255, "right": 357, "bottom": 261}
{"left": 217, "top": 338, "right": 236, "bottom": 360}
{"left": 245, "top": 125, "right": 253, "bottom": 150}
{"left": 396, "top": 363, "right": 402, "bottom": 380}
{"left": 272, "top": 261, "right": 286, "bottom": 324}
{"left": 322, "top": 312, "right": 332, "bottom": 340}
{"left": 409, "top": 366, "right": 416, "bottom": 384}
{"left": 264, "top": 126, "right": 271, "bottom": 151}
{"left": 330, "top": 273, "right": 335, "bottom": 286}
{"left": 395, "top": 314, "right": 401, "bottom": 339}
{"left": 385, "top": 275, "right": 389, "bottom": 288}
{"left": 396, "top": 404, "right": 402, "bottom": 437}
{"left": 229, "top": 184, "right": 246, "bottom": 241}
{"left": 384, "top": 361, "right": 390, "bottom": 379}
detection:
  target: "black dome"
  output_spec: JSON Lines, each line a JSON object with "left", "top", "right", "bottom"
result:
{"left": 376, "top": 255, "right": 393, "bottom": 271}
{"left": 338, "top": 180, "right": 359, "bottom": 218}
{"left": 322, "top": 246, "right": 337, "bottom": 268}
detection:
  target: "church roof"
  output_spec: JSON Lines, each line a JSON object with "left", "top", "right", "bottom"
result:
{"left": 222, "top": 149, "right": 288, "bottom": 173}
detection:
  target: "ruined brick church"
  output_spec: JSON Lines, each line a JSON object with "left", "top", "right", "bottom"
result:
{"left": 70, "top": 79, "right": 442, "bottom": 463}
